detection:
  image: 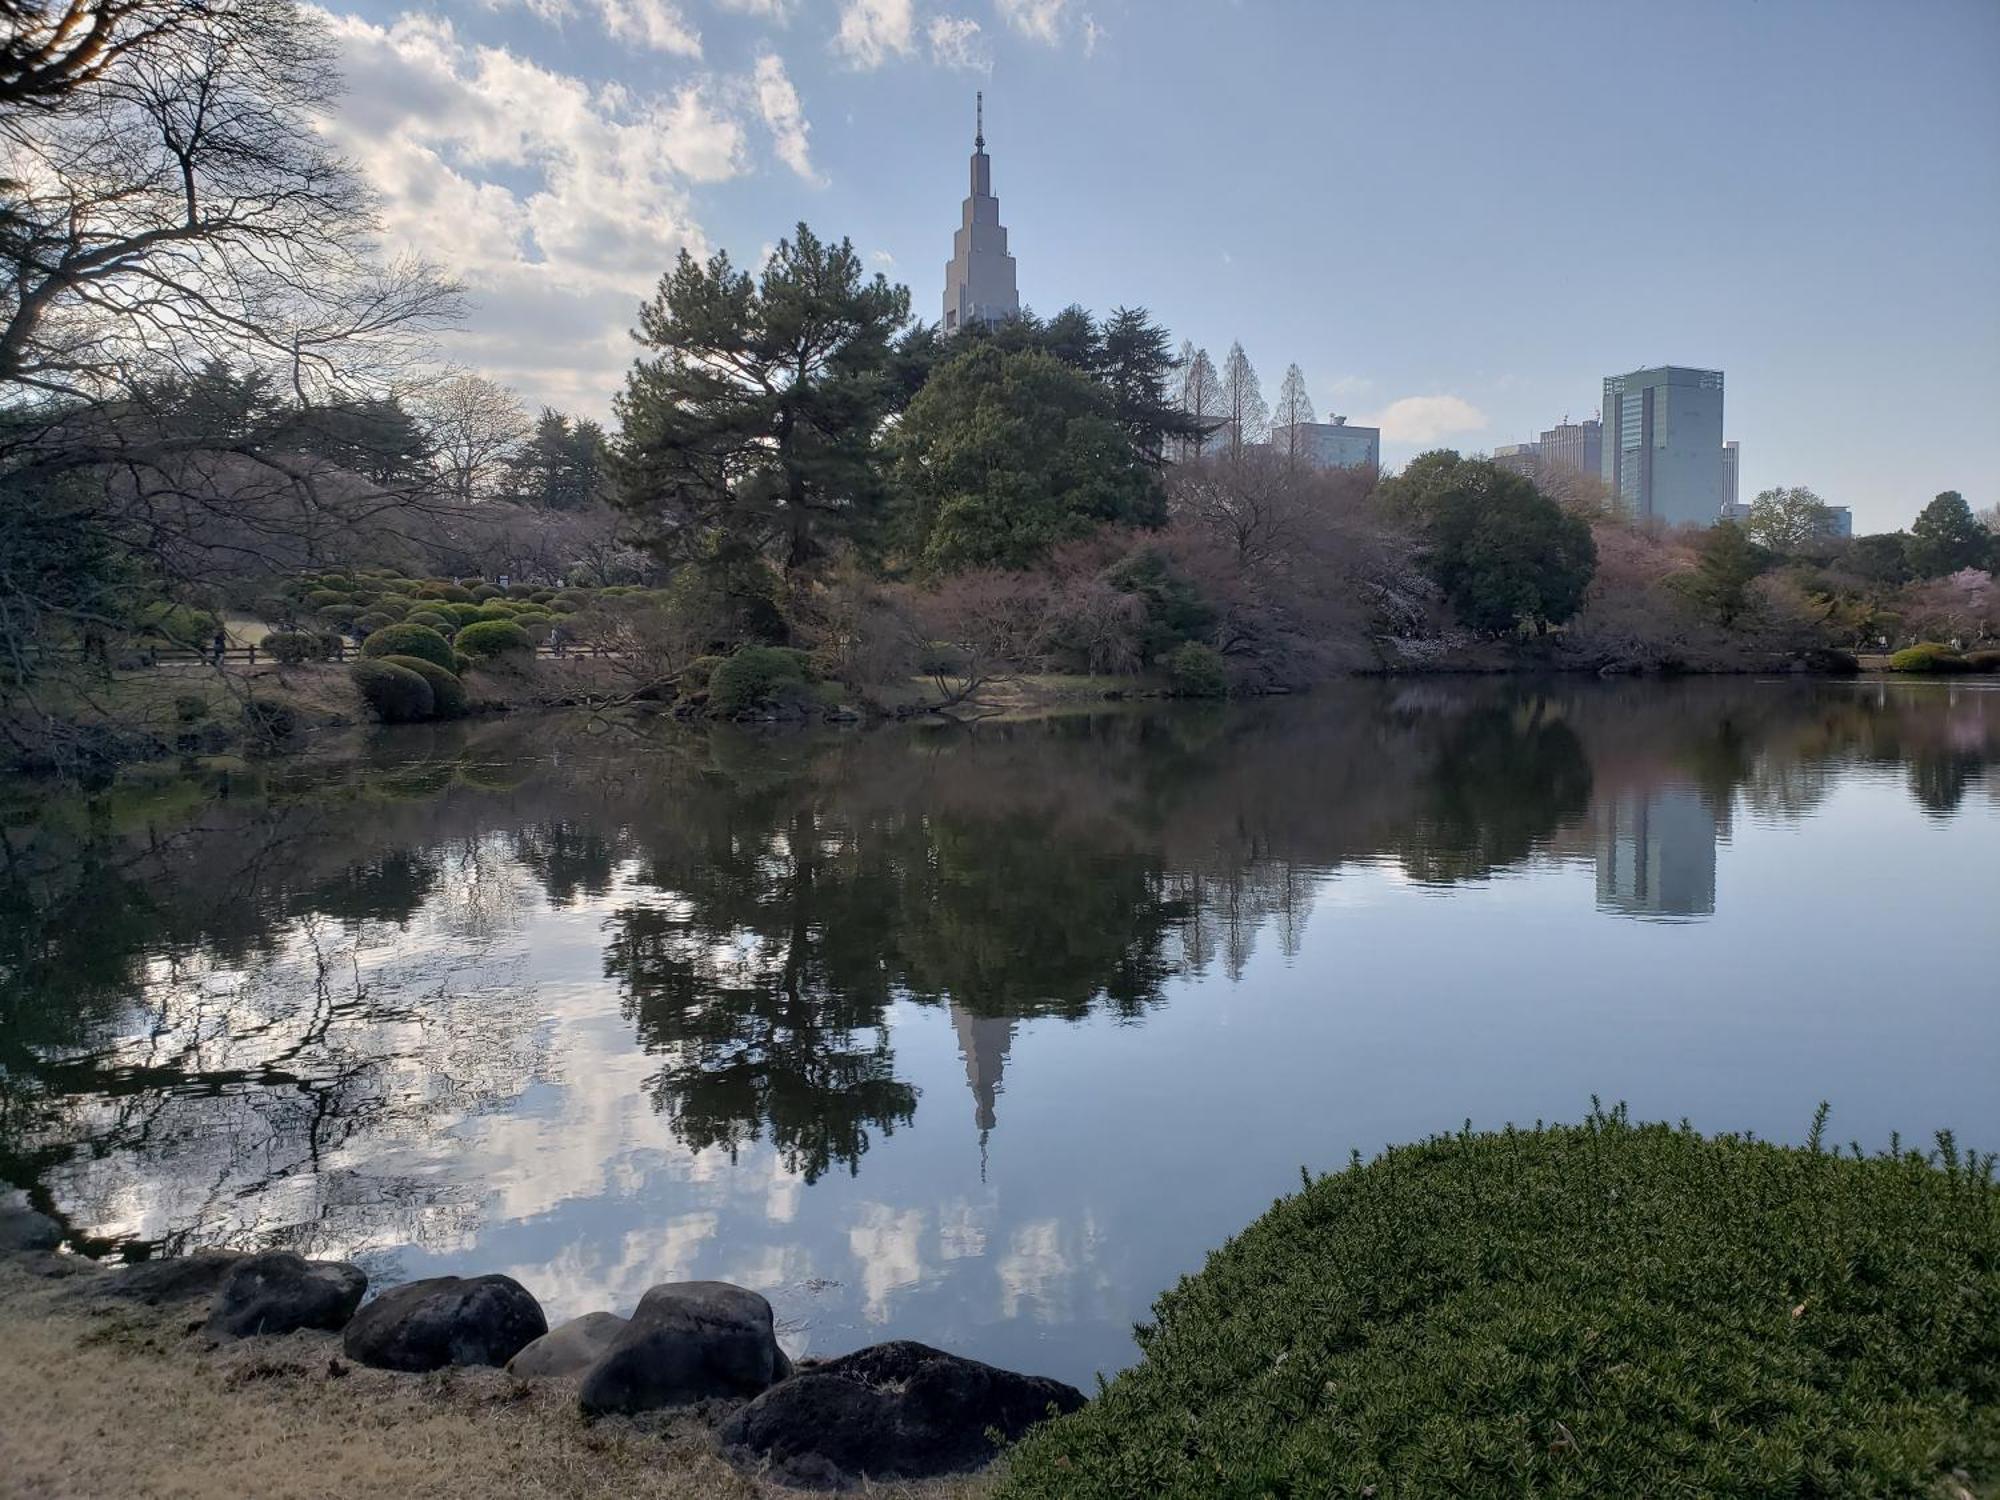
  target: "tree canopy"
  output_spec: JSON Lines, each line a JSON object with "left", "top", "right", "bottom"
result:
{"left": 614, "top": 223, "right": 913, "bottom": 578}
{"left": 1745, "top": 486, "right": 1836, "bottom": 553}
{"left": 1906, "top": 491, "right": 1993, "bottom": 578}
{"left": 889, "top": 343, "right": 1163, "bottom": 574}
{"left": 1379, "top": 452, "right": 1597, "bottom": 633}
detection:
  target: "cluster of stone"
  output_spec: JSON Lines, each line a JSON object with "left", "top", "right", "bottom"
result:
{"left": 0, "top": 1195, "right": 1085, "bottom": 1488}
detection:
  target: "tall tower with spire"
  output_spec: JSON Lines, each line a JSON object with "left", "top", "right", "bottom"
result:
{"left": 942, "top": 92, "right": 1019, "bottom": 333}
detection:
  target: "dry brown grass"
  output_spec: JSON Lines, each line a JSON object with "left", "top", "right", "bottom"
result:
{"left": 0, "top": 1259, "right": 993, "bottom": 1500}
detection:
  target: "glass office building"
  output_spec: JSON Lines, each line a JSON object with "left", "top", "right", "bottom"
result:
{"left": 1600, "top": 366, "right": 1725, "bottom": 528}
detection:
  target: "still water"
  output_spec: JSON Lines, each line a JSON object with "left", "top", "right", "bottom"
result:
{"left": 2, "top": 678, "right": 1995, "bottom": 1385}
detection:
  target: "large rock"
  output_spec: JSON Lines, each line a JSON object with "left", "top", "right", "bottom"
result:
{"left": 507, "top": 1311, "right": 629, "bottom": 1379}
{"left": 0, "top": 1196, "right": 61, "bottom": 1254}
{"left": 576, "top": 1280, "right": 785, "bottom": 1416}
{"left": 342, "top": 1274, "right": 546, "bottom": 1372}
{"left": 719, "top": 1340, "right": 1086, "bottom": 1488}
{"left": 96, "top": 1250, "right": 244, "bottom": 1305}
{"left": 204, "top": 1251, "right": 367, "bottom": 1340}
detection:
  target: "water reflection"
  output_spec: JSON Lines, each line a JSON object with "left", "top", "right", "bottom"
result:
{"left": 1, "top": 678, "right": 1995, "bottom": 1379}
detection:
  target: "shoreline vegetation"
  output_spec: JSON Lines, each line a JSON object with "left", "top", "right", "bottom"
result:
{"left": 4, "top": 1107, "right": 1993, "bottom": 1498}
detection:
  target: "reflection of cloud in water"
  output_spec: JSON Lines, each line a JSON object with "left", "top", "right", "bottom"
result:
{"left": 848, "top": 1204, "right": 926, "bottom": 1324}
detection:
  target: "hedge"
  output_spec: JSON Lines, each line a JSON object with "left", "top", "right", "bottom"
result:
{"left": 1165, "top": 640, "right": 1227, "bottom": 697}
{"left": 349, "top": 659, "right": 435, "bottom": 723}
{"left": 453, "top": 619, "right": 535, "bottom": 660}
{"left": 708, "top": 645, "right": 807, "bottom": 715}
{"left": 999, "top": 1106, "right": 2000, "bottom": 1500}
{"left": 378, "top": 654, "right": 467, "bottom": 718}
{"left": 360, "top": 622, "right": 456, "bottom": 672}
{"left": 1888, "top": 642, "right": 1972, "bottom": 673}
{"left": 261, "top": 630, "right": 332, "bottom": 665}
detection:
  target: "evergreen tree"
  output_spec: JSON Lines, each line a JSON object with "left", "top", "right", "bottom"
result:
{"left": 1745, "top": 485, "right": 1836, "bottom": 553}
{"left": 504, "top": 409, "right": 609, "bottom": 512}
{"left": 1906, "top": 490, "right": 1992, "bottom": 577}
{"left": 1683, "top": 519, "right": 1769, "bottom": 627}
{"left": 615, "top": 222, "right": 911, "bottom": 577}
{"left": 1040, "top": 305, "right": 1103, "bottom": 372}
{"left": 1100, "top": 307, "right": 1201, "bottom": 469}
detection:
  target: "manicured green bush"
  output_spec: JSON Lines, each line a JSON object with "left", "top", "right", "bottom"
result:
{"left": 473, "top": 601, "right": 519, "bottom": 621}
{"left": 416, "top": 583, "right": 473, "bottom": 603}
{"left": 404, "top": 609, "right": 456, "bottom": 634}
{"left": 1165, "top": 640, "right": 1228, "bottom": 697}
{"left": 172, "top": 694, "right": 209, "bottom": 723}
{"left": 679, "top": 654, "right": 724, "bottom": 694}
{"left": 445, "top": 602, "right": 487, "bottom": 627}
{"left": 708, "top": 645, "right": 807, "bottom": 715}
{"left": 529, "top": 589, "right": 556, "bottom": 603}
{"left": 378, "top": 578, "right": 420, "bottom": 595}
{"left": 1889, "top": 642, "right": 1972, "bottom": 673}
{"left": 470, "top": 584, "right": 502, "bottom": 601}
{"left": 315, "top": 603, "right": 362, "bottom": 628}
{"left": 1800, "top": 646, "right": 1860, "bottom": 675}
{"left": 1000, "top": 1106, "right": 2000, "bottom": 1500}
{"left": 352, "top": 610, "right": 398, "bottom": 635}
{"left": 313, "top": 631, "right": 347, "bottom": 659}
{"left": 261, "top": 630, "right": 328, "bottom": 665}
{"left": 452, "top": 652, "right": 474, "bottom": 675}
{"left": 453, "top": 619, "right": 535, "bottom": 660}
{"left": 1964, "top": 648, "right": 2000, "bottom": 673}
{"left": 305, "top": 588, "right": 349, "bottom": 609}
{"left": 360, "top": 622, "right": 456, "bottom": 672}
{"left": 349, "top": 659, "right": 434, "bottom": 723}
{"left": 378, "top": 654, "right": 467, "bottom": 718}
{"left": 506, "top": 583, "right": 539, "bottom": 599}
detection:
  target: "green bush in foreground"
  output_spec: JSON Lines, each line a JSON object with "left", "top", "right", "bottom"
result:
{"left": 1889, "top": 642, "right": 1972, "bottom": 674}
{"left": 360, "top": 622, "right": 456, "bottom": 672}
{"left": 378, "top": 654, "right": 467, "bottom": 718}
{"left": 349, "top": 659, "right": 434, "bottom": 724}
{"left": 1000, "top": 1106, "right": 2000, "bottom": 1500}
{"left": 453, "top": 619, "right": 534, "bottom": 660}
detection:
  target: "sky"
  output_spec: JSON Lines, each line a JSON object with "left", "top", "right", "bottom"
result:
{"left": 314, "top": 0, "right": 2000, "bottom": 534}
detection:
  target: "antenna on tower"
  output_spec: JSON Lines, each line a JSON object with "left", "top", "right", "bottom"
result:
{"left": 975, "top": 91, "right": 984, "bottom": 151}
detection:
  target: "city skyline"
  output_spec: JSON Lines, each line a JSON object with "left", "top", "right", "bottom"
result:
{"left": 311, "top": 0, "right": 1998, "bottom": 533}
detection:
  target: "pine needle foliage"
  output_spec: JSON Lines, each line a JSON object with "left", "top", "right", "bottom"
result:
{"left": 1001, "top": 1105, "right": 2000, "bottom": 1499}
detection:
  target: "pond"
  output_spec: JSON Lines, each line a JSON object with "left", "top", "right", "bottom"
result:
{"left": 1, "top": 677, "right": 1995, "bottom": 1387}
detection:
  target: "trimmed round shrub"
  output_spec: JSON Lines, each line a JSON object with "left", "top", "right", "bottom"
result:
{"left": 315, "top": 603, "right": 362, "bottom": 628}
{"left": 506, "top": 583, "right": 539, "bottom": 599}
{"left": 261, "top": 630, "right": 327, "bottom": 665}
{"left": 511, "top": 608, "right": 553, "bottom": 628}
{"left": 529, "top": 589, "right": 556, "bottom": 604}
{"left": 1166, "top": 640, "right": 1228, "bottom": 697}
{"left": 313, "top": 631, "right": 348, "bottom": 659}
{"left": 1000, "top": 1107, "right": 2000, "bottom": 1500}
{"left": 305, "top": 588, "right": 349, "bottom": 609}
{"left": 1888, "top": 642, "right": 1971, "bottom": 674}
{"left": 379, "top": 654, "right": 468, "bottom": 718}
{"left": 455, "top": 576, "right": 485, "bottom": 590}
{"left": 454, "top": 619, "right": 535, "bottom": 660}
{"left": 452, "top": 652, "right": 474, "bottom": 675}
{"left": 1963, "top": 648, "right": 2000, "bottom": 673}
{"left": 416, "top": 583, "right": 474, "bottom": 603}
{"left": 378, "top": 578, "right": 420, "bottom": 595}
{"left": 353, "top": 610, "right": 399, "bottom": 635}
{"left": 708, "top": 645, "right": 807, "bottom": 715}
{"left": 405, "top": 609, "right": 456, "bottom": 632}
{"left": 679, "top": 654, "right": 725, "bottom": 694}
{"left": 1800, "top": 647, "right": 1860, "bottom": 676}
{"left": 470, "top": 584, "right": 503, "bottom": 601}
{"left": 473, "top": 601, "right": 519, "bottom": 621}
{"left": 360, "top": 622, "right": 456, "bottom": 672}
{"left": 172, "top": 694, "right": 209, "bottom": 723}
{"left": 350, "top": 659, "right": 434, "bottom": 724}
{"left": 445, "top": 602, "right": 487, "bottom": 627}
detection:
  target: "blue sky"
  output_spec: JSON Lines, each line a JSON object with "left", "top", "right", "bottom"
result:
{"left": 320, "top": 0, "right": 1999, "bottom": 532}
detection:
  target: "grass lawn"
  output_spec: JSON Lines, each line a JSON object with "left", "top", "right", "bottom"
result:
{"left": 1000, "top": 1105, "right": 2000, "bottom": 1500}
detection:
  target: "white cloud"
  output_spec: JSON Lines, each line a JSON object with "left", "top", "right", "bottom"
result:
{"left": 317, "top": 11, "right": 735, "bottom": 410}
{"left": 715, "top": 0, "right": 793, "bottom": 16}
{"left": 752, "top": 51, "right": 820, "bottom": 183}
{"left": 870, "top": 248, "right": 897, "bottom": 266}
{"left": 996, "top": 0, "right": 1096, "bottom": 48}
{"left": 926, "top": 14, "right": 990, "bottom": 70}
{"left": 484, "top": 0, "right": 702, "bottom": 55}
{"left": 833, "top": 0, "right": 915, "bottom": 67}
{"left": 1363, "top": 395, "right": 1492, "bottom": 444}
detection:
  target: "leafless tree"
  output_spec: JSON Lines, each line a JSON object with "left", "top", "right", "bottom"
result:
{"left": 1219, "top": 340, "right": 1268, "bottom": 464}
{"left": 1, "top": 0, "right": 218, "bottom": 110}
{"left": 1273, "top": 363, "right": 1315, "bottom": 464}
{"left": 1174, "top": 340, "right": 1225, "bottom": 462}
{"left": 414, "top": 374, "right": 529, "bottom": 503}
{"left": 1169, "top": 448, "right": 1312, "bottom": 567}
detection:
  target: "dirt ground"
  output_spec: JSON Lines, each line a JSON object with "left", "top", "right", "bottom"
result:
{"left": 0, "top": 1257, "right": 992, "bottom": 1500}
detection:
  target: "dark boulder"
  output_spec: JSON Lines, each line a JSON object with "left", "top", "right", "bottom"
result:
{"left": 97, "top": 1251, "right": 244, "bottom": 1305}
{"left": 508, "top": 1310, "right": 629, "bottom": 1379}
{"left": 719, "top": 1339, "right": 1086, "bottom": 1488}
{"left": 576, "top": 1280, "right": 785, "bottom": 1416}
{"left": 205, "top": 1251, "right": 367, "bottom": 1340}
{"left": 0, "top": 1199, "right": 61, "bottom": 1254}
{"left": 342, "top": 1274, "right": 546, "bottom": 1372}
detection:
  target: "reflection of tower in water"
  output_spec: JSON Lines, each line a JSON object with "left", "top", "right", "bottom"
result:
{"left": 1594, "top": 785, "right": 1718, "bottom": 919}
{"left": 950, "top": 999, "right": 1016, "bottom": 1173}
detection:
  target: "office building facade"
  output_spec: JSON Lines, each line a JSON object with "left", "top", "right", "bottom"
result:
{"left": 1268, "top": 416, "right": 1381, "bottom": 471}
{"left": 1601, "top": 366, "right": 1725, "bottom": 527}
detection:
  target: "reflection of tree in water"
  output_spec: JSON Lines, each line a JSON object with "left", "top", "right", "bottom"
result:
{"left": 1397, "top": 700, "right": 1594, "bottom": 883}
{"left": 4, "top": 683, "right": 1994, "bottom": 1247}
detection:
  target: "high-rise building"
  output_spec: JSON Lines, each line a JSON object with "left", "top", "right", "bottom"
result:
{"left": 1269, "top": 416, "right": 1381, "bottom": 471}
{"left": 1596, "top": 784, "right": 1718, "bottom": 921}
{"left": 942, "top": 93, "right": 1019, "bottom": 333}
{"left": 1600, "top": 366, "right": 1725, "bottom": 527}
{"left": 1721, "top": 439, "right": 1740, "bottom": 512}
{"left": 1540, "top": 417, "right": 1603, "bottom": 477}
{"left": 1492, "top": 442, "right": 1540, "bottom": 477}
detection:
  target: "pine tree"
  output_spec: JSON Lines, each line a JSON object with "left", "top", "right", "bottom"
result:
{"left": 1101, "top": 307, "right": 1201, "bottom": 469}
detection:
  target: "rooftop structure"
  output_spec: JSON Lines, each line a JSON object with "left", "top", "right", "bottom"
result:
{"left": 942, "top": 93, "right": 1020, "bottom": 333}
